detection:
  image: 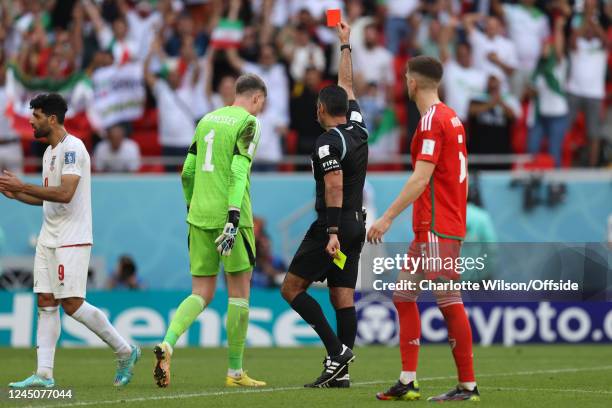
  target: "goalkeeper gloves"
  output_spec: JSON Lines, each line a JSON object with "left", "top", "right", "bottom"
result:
{"left": 215, "top": 209, "right": 240, "bottom": 256}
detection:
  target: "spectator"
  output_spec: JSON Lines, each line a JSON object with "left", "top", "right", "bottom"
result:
{"left": 353, "top": 23, "right": 394, "bottom": 98}
{"left": 107, "top": 255, "right": 142, "bottom": 290}
{"left": 288, "top": 0, "right": 344, "bottom": 21}
{"left": 93, "top": 124, "right": 141, "bottom": 173}
{"left": 382, "top": 0, "right": 420, "bottom": 54}
{"left": 207, "top": 73, "right": 237, "bottom": 111}
{"left": 328, "top": 0, "right": 373, "bottom": 76}
{"left": 566, "top": 0, "right": 609, "bottom": 166}
{"left": 414, "top": 5, "right": 452, "bottom": 59}
{"left": 417, "top": 19, "right": 443, "bottom": 59}
{"left": 439, "top": 23, "right": 487, "bottom": 122}
{"left": 494, "top": 0, "right": 551, "bottom": 97}
{"left": 83, "top": 0, "right": 138, "bottom": 65}
{"left": 464, "top": 13, "right": 519, "bottom": 92}
{"left": 528, "top": 17, "right": 569, "bottom": 168}
{"left": 361, "top": 82, "right": 399, "bottom": 161}
{"left": 290, "top": 67, "right": 324, "bottom": 156}
{"left": 0, "top": 58, "right": 23, "bottom": 173}
{"left": 198, "top": 47, "right": 236, "bottom": 115}
{"left": 282, "top": 24, "right": 326, "bottom": 82}
{"left": 226, "top": 44, "right": 290, "bottom": 130}
{"left": 468, "top": 75, "right": 521, "bottom": 161}
{"left": 117, "top": 0, "right": 166, "bottom": 60}
{"left": 144, "top": 37, "right": 195, "bottom": 171}
{"left": 164, "top": 11, "right": 208, "bottom": 57}
{"left": 253, "top": 103, "right": 286, "bottom": 172}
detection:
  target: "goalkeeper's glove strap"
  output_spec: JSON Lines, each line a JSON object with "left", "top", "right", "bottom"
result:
{"left": 228, "top": 209, "right": 240, "bottom": 228}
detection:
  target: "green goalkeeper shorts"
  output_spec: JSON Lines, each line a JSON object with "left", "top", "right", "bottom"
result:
{"left": 188, "top": 224, "right": 256, "bottom": 276}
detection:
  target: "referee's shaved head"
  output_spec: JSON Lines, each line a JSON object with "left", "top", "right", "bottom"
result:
{"left": 235, "top": 74, "right": 267, "bottom": 97}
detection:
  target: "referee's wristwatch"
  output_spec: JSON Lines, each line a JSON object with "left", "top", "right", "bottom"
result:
{"left": 340, "top": 43, "right": 351, "bottom": 52}
{"left": 327, "top": 226, "right": 340, "bottom": 235}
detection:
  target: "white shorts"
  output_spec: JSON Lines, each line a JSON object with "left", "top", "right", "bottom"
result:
{"left": 33, "top": 243, "right": 91, "bottom": 299}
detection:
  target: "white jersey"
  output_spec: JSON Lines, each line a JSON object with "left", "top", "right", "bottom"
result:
{"left": 38, "top": 134, "right": 92, "bottom": 248}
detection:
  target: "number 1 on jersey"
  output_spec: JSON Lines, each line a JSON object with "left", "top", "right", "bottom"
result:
{"left": 202, "top": 130, "right": 215, "bottom": 172}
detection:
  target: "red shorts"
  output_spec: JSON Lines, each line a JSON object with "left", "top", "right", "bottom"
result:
{"left": 407, "top": 231, "right": 462, "bottom": 281}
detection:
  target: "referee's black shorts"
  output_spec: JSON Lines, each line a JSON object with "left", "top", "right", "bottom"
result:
{"left": 289, "top": 210, "right": 366, "bottom": 288}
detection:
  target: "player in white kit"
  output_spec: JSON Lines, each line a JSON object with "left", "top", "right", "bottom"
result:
{"left": 0, "top": 94, "right": 140, "bottom": 388}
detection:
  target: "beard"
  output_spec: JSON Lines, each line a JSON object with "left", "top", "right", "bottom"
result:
{"left": 33, "top": 126, "right": 51, "bottom": 139}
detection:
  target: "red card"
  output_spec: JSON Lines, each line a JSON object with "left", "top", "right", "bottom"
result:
{"left": 326, "top": 9, "right": 341, "bottom": 27}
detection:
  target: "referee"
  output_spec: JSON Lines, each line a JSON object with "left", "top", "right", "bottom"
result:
{"left": 281, "top": 21, "right": 368, "bottom": 388}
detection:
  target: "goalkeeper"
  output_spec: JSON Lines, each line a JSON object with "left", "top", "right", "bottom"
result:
{"left": 153, "top": 74, "right": 267, "bottom": 388}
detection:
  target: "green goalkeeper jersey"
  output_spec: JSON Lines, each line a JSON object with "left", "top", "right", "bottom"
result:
{"left": 183, "top": 106, "right": 260, "bottom": 229}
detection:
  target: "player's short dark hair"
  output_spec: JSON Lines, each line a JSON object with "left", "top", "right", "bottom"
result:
{"left": 407, "top": 56, "right": 444, "bottom": 83}
{"left": 29, "top": 93, "right": 68, "bottom": 124}
{"left": 318, "top": 85, "right": 348, "bottom": 117}
{"left": 235, "top": 74, "right": 267, "bottom": 97}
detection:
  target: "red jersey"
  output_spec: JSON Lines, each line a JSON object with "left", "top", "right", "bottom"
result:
{"left": 410, "top": 102, "right": 467, "bottom": 240}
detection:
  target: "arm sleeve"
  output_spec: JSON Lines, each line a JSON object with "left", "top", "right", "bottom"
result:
{"left": 234, "top": 116, "right": 261, "bottom": 161}
{"left": 347, "top": 99, "right": 367, "bottom": 129}
{"left": 315, "top": 132, "right": 344, "bottom": 175}
{"left": 414, "top": 118, "right": 443, "bottom": 165}
{"left": 181, "top": 141, "right": 197, "bottom": 205}
{"left": 227, "top": 117, "right": 260, "bottom": 209}
{"left": 227, "top": 154, "right": 251, "bottom": 209}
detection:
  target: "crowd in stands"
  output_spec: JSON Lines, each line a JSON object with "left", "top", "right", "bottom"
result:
{"left": 0, "top": 0, "right": 610, "bottom": 173}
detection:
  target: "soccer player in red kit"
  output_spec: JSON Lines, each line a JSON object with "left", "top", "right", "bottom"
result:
{"left": 367, "top": 56, "right": 478, "bottom": 402}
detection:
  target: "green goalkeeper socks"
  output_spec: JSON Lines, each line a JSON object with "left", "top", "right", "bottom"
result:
{"left": 227, "top": 297, "right": 249, "bottom": 370}
{"left": 163, "top": 294, "right": 206, "bottom": 348}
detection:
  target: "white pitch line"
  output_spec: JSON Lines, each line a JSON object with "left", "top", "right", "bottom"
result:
{"left": 481, "top": 386, "right": 612, "bottom": 395}
{"left": 21, "top": 365, "right": 612, "bottom": 408}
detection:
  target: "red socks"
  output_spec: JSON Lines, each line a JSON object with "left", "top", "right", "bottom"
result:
{"left": 439, "top": 303, "right": 475, "bottom": 383}
{"left": 395, "top": 300, "right": 475, "bottom": 383}
{"left": 394, "top": 300, "right": 420, "bottom": 372}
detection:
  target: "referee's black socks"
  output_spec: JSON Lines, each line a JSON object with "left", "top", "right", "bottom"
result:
{"left": 336, "top": 306, "right": 357, "bottom": 350}
{"left": 290, "top": 292, "right": 343, "bottom": 356}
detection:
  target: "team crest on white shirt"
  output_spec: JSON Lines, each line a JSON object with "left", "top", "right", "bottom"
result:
{"left": 50, "top": 156, "right": 56, "bottom": 171}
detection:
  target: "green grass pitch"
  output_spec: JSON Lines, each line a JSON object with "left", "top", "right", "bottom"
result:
{"left": 1, "top": 345, "right": 611, "bottom": 408}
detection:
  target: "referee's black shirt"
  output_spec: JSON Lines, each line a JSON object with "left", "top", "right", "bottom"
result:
{"left": 311, "top": 100, "right": 369, "bottom": 217}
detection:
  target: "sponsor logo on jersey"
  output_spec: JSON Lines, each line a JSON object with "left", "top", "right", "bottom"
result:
{"left": 422, "top": 139, "right": 436, "bottom": 155}
{"left": 64, "top": 151, "right": 76, "bottom": 165}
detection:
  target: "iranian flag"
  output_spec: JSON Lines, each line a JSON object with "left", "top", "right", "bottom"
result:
{"left": 5, "top": 64, "right": 94, "bottom": 140}
{"left": 210, "top": 19, "right": 244, "bottom": 48}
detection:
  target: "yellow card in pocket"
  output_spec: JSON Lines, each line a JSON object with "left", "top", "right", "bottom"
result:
{"left": 333, "top": 250, "right": 347, "bottom": 270}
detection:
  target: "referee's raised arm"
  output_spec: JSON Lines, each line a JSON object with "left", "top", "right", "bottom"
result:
{"left": 336, "top": 21, "right": 355, "bottom": 101}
